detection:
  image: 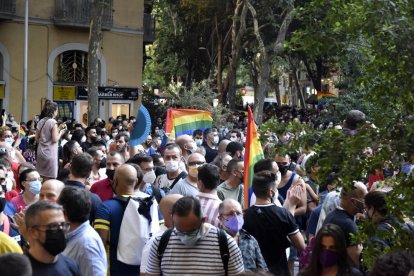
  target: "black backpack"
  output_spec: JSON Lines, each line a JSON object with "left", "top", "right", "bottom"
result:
{"left": 157, "top": 228, "right": 230, "bottom": 276}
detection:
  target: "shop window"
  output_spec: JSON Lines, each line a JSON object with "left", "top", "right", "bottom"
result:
{"left": 112, "top": 103, "right": 130, "bottom": 119}
{"left": 56, "top": 101, "right": 74, "bottom": 119}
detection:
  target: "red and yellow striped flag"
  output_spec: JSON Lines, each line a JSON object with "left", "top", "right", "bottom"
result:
{"left": 243, "top": 106, "right": 264, "bottom": 207}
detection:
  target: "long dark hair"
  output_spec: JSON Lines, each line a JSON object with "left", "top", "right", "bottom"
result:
{"left": 40, "top": 101, "right": 58, "bottom": 119}
{"left": 300, "top": 224, "right": 351, "bottom": 276}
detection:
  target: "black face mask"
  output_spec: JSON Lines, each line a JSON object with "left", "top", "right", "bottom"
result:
{"left": 106, "top": 169, "right": 115, "bottom": 181}
{"left": 0, "top": 197, "right": 6, "bottom": 213}
{"left": 99, "top": 158, "right": 106, "bottom": 169}
{"left": 278, "top": 165, "right": 288, "bottom": 176}
{"left": 42, "top": 229, "right": 67, "bottom": 256}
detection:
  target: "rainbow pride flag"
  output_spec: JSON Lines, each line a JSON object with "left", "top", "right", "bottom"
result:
{"left": 243, "top": 106, "right": 264, "bottom": 207}
{"left": 165, "top": 109, "right": 213, "bottom": 138}
{"left": 317, "top": 91, "right": 337, "bottom": 100}
{"left": 19, "top": 125, "right": 26, "bottom": 138}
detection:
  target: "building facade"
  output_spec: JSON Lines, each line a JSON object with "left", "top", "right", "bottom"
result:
{"left": 0, "top": 0, "right": 155, "bottom": 123}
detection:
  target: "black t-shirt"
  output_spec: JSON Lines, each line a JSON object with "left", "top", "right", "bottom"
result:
{"left": 202, "top": 142, "right": 218, "bottom": 163}
{"left": 243, "top": 203, "right": 299, "bottom": 275}
{"left": 323, "top": 208, "right": 357, "bottom": 247}
{"left": 27, "top": 252, "right": 81, "bottom": 276}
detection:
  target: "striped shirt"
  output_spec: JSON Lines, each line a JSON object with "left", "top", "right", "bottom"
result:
{"left": 196, "top": 192, "right": 222, "bottom": 227}
{"left": 146, "top": 224, "right": 244, "bottom": 275}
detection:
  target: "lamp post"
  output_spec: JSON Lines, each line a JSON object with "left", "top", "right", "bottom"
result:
{"left": 22, "top": 0, "right": 29, "bottom": 122}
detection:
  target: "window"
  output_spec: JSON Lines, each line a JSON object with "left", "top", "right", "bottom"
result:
{"left": 55, "top": 50, "right": 89, "bottom": 83}
{"left": 112, "top": 103, "right": 130, "bottom": 119}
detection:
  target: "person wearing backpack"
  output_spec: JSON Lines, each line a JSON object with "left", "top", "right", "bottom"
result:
{"left": 146, "top": 196, "right": 245, "bottom": 276}
{"left": 94, "top": 164, "right": 159, "bottom": 276}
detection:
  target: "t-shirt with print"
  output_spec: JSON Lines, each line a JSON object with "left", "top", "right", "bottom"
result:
{"left": 94, "top": 198, "right": 140, "bottom": 275}
{"left": 243, "top": 203, "right": 299, "bottom": 275}
{"left": 154, "top": 172, "right": 187, "bottom": 194}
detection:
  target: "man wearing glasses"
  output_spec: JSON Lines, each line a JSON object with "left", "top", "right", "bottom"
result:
{"left": 24, "top": 201, "right": 81, "bottom": 275}
{"left": 170, "top": 153, "right": 206, "bottom": 197}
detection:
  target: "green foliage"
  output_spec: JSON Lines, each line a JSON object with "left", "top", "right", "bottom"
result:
{"left": 259, "top": 116, "right": 414, "bottom": 270}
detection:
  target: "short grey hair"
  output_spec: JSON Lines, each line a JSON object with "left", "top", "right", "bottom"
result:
{"left": 25, "top": 201, "right": 63, "bottom": 228}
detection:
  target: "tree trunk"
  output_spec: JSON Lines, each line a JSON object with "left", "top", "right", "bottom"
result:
{"left": 269, "top": 78, "right": 281, "bottom": 106}
{"left": 254, "top": 54, "right": 270, "bottom": 124}
{"left": 224, "top": 0, "right": 247, "bottom": 107}
{"left": 292, "top": 68, "right": 306, "bottom": 108}
{"left": 88, "top": 0, "right": 105, "bottom": 124}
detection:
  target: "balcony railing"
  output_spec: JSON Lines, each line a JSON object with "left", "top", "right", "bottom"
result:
{"left": 143, "top": 13, "right": 155, "bottom": 43}
{"left": 54, "top": 0, "right": 113, "bottom": 30}
{"left": 0, "top": 0, "right": 16, "bottom": 20}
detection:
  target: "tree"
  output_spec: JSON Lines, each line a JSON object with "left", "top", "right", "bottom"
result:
{"left": 266, "top": 0, "right": 414, "bottom": 270}
{"left": 244, "top": 0, "right": 295, "bottom": 124}
{"left": 87, "top": 0, "right": 106, "bottom": 123}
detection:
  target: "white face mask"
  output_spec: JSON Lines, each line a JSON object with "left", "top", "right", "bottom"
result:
{"left": 230, "top": 137, "right": 237, "bottom": 142}
{"left": 156, "top": 140, "right": 162, "bottom": 147}
{"left": 213, "top": 136, "right": 219, "bottom": 145}
{"left": 5, "top": 178, "right": 13, "bottom": 192}
{"left": 165, "top": 160, "right": 179, "bottom": 172}
{"left": 143, "top": 170, "right": 156, "bottom": 184}
{"left": 67, "top": 134, "right": 72, "bottom": 140}
{"left": 7, "top": 171, "right": 14, "bottom": 180}
{"left": 81, "top": 136, "right": 87, "bottom": 143}
{"left": 195, "top": 139, "right": 203, "bottom": 146}
{"left": 190, "top": 142, "right": 198, "bottom": 153}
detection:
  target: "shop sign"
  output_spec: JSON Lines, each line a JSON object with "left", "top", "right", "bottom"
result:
{"left": 53, "top": 86, "right": 76, "bottom": 101}
{"left": 77, "top": 86, "right": 139, "bottom": 100}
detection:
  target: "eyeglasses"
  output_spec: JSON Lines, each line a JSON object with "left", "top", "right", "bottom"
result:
{"left": 188, "top": 161, "right": 205, "bottom": 167}
{"left": 26, "top": 177, "right": 43, "bottom": 182}
{"left": 32, "top": 222, "right": 70, "bottom": 233}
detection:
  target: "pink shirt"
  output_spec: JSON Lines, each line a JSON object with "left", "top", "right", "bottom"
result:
{"left": 10, "top": 195, "right": 27, "bottom": 213}
{"left": 196, "top": 192, "right": 222, "bottom": 227}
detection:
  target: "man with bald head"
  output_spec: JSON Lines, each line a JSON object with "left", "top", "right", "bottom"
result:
{"left": 140, "top": 194, "right": 183, "bottom": 275}
{"left": 39, "top": 179, "right": 65, "bottom": 202}
{"left": 95, "top": 163, "right": 150, "bottom": 275}
{"left": 175, "top": 134, "right": 197, "bottom": 161}
{"left": 217, "top": 139, "right": 231, "bottom": 154}
{"left": 170, "top": 153, "right": 206, "bottom": 197}
{"left": 218, "top": 199, "right": 268, "bottom": 273}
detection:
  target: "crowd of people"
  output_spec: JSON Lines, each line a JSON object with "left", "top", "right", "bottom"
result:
{"left": 0, "top": 100, "right": 412, "bottom": 276}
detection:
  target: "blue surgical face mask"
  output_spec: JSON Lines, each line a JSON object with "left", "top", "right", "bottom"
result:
{"left": 5, "top": 137, "right": 13, "bottom": 146}
{"left": 29, "top": 180, "right": 42, "bottom": 195}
